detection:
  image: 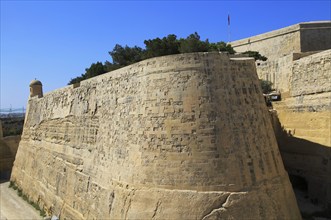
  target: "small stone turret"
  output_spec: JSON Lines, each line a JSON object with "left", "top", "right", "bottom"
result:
{"left": 29, "top": 79, "right": 43, "bottom": 98}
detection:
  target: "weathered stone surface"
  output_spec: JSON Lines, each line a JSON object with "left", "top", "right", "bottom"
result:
{"left": 273, "top": 50, "right": 331, "bottom": 146}
{"left": 269, "top": 50, "right": 331, "bottom": 211}
{"left": 232, "top": 21, "right": 331, "bottom": 213}
{"left": 11, "top": 52, "right": 300, "bottom": 219}
{"left": 291, "top": 49, "right": 331, "bottom": 97}
{"left": 231, "top": 21, "right": 331, "bottom": 62}
{"left": 231, "top": 21, "right": 331, "bottom": 94}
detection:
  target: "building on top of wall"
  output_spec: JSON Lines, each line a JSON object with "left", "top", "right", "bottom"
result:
{"left": 231, "top": 21, "right": 331, "bottom": 94}
{"left": 231, "top": 21, "right": 331, "bottom": 61}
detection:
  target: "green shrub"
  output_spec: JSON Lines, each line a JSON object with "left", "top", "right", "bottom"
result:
{"left": 260, "top": 79, "right": 273, "bottom": 94}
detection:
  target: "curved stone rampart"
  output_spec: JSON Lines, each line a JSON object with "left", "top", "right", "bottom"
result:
{"left": 11, "top": 52, "right": 300, "bottom": 219}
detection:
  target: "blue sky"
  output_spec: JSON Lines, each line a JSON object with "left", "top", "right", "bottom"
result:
{"left": 1, "top": 0, "right": 330, "bottom": 109}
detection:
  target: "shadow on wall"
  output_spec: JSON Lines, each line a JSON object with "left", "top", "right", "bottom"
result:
{"left": 0, "top": 139, "right": 15, "bottom": 183}
{"left": 270, "top": 111, "right": 331, "bottom": 216}
{"left": 0, "top": 136, "right": 21, "bottom": 183}
{"left": 0, "top": 117, "right": 23, "bottom": 182}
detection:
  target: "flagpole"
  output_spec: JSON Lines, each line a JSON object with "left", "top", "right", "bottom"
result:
{"left": 227, "top": 14, "right": 231, "bottom": 43}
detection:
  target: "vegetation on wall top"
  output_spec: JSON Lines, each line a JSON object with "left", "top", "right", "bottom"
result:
{"left": 68, "top": 32, "right": 236, "bottom": 85}
{"left": 68, "top": 33, "right": 267, "bottom": 85}
{"left": 242, "top": 51, "right": 268, "bottom": 61}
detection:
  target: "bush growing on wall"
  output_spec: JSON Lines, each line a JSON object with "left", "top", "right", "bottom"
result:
{"left": 260, "top": 79, "right": 273, "bottom": 94}
{"left": 243, "top": 51, "right": 268, "bottom": 61}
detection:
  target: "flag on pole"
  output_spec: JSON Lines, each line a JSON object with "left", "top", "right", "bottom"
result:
{"left": 228, "top": 14, "right": 230, "bottom": 26}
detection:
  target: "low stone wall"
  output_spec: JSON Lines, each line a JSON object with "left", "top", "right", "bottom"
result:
{"left": 11, "top": 52, "right": 300, "bottom": 219}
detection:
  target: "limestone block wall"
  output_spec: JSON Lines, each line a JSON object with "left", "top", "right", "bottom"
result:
{"left": 11, "top": 52, "right": 300, "bottom": 219}
{"left": 291, "top": 49, "right": 331, "bottom": 98}
{"left": 256, "top": 54, "right": 294, "bottom": 93}
{"left": 256, "top": 51, "right": 322, "bottom": 93}
{"left": 231, "top": 21, "right": 331, "bottom": 62}
{"left": 272, "top": 50, "right": 331, "bottom": 210}
{"left": 300, "top": 22, "right": 331, "bottom": 52}
{"left": 231, "top": 23, "right": 301, "bottom": 61}
{"left": 275, "top": 49, "right": 331, "bottom": 150}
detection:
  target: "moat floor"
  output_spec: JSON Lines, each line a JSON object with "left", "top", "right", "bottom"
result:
{"left": 0, "top": 181, "right": 42, "bottom": 220}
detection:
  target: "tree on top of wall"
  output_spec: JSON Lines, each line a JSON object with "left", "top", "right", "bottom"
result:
{"left": 68, "top": 32, "right": 236, "bottom": 85}
{"left": 143, "top": 34, "right": 181, "bottom": 59}
{"left": 68, "top": 62, "right": 108, "bottom": 85}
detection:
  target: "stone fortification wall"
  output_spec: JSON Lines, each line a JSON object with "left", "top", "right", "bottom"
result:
{"left": 0, "top": 120, "right": 21, "bottom": 180}
{"left": 232, "top": 21, "right": 331, "bottom": 94}
{"left": 256, "top": 51, "right": 322, "bottom": 93}
{"left": 274, "top": 50, "right": 331, "bottom": 146}
{"left": 231, "top": 21, "right": 331, "bottom": 61}
{"left": 11, "top": 52, "right": 300, "bottom": 219}
{"left": 231, "top": 24, "right": 301, "bottom": 61}
{"left": 300, "top": 22, "right": 331, "bottom": 52}
{"left": 272, "top": 49, "right": 331, "bottom": 211}
{"left": 0, "top": 139, "right": 14, "bottom": 180}
{"left": 291, "top": 49, "right": 331, "bottom": 99}
{"left": 256, "top": 54, "right": 294, "bottom": 93}
{"left": 231, "top": 21, "right": 331, "bottom": 212}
